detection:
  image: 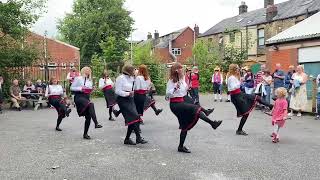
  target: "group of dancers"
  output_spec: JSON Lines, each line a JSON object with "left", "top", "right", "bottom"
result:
{"left": 45, "top": 62, "right": 285, "bottom": 153}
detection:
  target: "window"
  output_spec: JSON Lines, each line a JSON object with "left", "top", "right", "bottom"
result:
{"left": 69, "top": 63, "right": 75, "bottom": 69}
{"left": 48, "top": 62, "right": 57, "bottom": 70}
{"left": 258, "top": 29, "right": 265, "bottom": 47}
{"left": 229, "top": 32, "right": 235, "bottom": 43}
{"left": 171, "top": 48, "right": 181, "bottom": 56}
{"left": 61, "top": 63, "right": 67, "bottom": 69}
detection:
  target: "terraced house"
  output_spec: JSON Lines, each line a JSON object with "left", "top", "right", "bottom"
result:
{"left": 199, "top": 0, "right": 320, "bottom": 71}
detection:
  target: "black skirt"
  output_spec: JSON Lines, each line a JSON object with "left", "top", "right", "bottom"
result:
{"left": 49, "top": 97, "right": 67, "bottom": 118}
{"left": 231, "top": 92, "right": 257, "bottom": 117}
{"left": 170, "top": 96, "right": 202, "bottom": 132}
{"left": 117, "top": 96, "right": 142, "bottom": 126}
{"left": 74, "top": 93, "right": 91, "bottom": 117}
{"left": 103, "top": 89, "right": 117, "bottom": 108}
{"left": 144, "top": 94, "right": 155, "bottom": 111}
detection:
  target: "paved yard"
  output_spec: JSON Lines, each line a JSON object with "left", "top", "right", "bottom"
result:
{"left": 0, "top": 95, "right": 320, "bottom": 180}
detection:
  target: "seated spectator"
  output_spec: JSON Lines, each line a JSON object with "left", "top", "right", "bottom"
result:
{"left": 10, "top": 79, "right": 25, "bottom": 111}
{"left": 34, "top": 79, "right": 46, "bottom": 93}
{"left": 0, "top": 75, "right": 3, "bottom": 113}
{"left": 23, "top": 80, "right": 36, "bottom": 93}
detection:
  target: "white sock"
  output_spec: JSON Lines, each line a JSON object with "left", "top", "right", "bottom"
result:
{"left": 214, "top": 94, "right": 217, "bottom": 100}
{"left": 227, "top": 95, "right": 231, "bottom": 100}
{"left": 219, "top": 94, "right": 222, "bottom": 100}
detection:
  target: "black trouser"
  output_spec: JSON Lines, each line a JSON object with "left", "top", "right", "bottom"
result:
{"left": 83, "top": 103, "right": 99, "bottom": 135}
{"left": 125, "top": 123, "right": 141, "bottom": 140}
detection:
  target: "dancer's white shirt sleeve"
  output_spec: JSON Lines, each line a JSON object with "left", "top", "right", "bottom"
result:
{"left": 227, "top": 76, "right": 241, "bottom": 91}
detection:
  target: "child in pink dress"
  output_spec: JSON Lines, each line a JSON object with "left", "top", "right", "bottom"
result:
{"left": 271, "top": 87, "right": 288, "bottom": 143}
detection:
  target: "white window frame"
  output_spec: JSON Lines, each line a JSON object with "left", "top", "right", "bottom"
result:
{"left": 48, "top": 62, "right": 57, "bottom": 70}
{"left": 258, "top": 28, "right": 265, "bottom": 47}
{"left": 61, "top": 63, "right": 67, "bottom": 69}
{"left": 69, "top": 63, "right": 75, "bottom": 69}
{"left": 171, "top": 48, "right": 181, "bottom": 56}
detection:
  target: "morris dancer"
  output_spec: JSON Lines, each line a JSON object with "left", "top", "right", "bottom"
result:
{"left": 228, "top": 64, "right": 273, "bottom": 136}
{"left": 46, "top": 77, "right": 71, "bottom": 131}
{"left": 115, "top": 64, "right": 147, "bottom": 145}
{"left": 166, "top": 62, "right": 222, "bottom": 153}
{"left": 143, "top": 82, "right": 162, "bottom": 115}
{"left": 71, "top": 67, "right": 103, "bottom": 140}
{"left": 98, "top": 70, "right": 119, "bottom": 121}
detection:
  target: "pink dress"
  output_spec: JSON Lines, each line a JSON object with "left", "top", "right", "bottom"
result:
{"left": 272, "top": 98, "right": 288, "bottom": 127}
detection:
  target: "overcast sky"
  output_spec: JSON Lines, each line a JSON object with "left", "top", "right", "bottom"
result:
{"left": 32, "top": 0, "right": 288, "bottom": 40}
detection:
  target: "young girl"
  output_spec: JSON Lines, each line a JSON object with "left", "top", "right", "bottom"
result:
{"left": 166, "top": 62, "right": 221, "bottom": 153}
{"left": 271, "top": 87, "right": 288, "bottom": 143}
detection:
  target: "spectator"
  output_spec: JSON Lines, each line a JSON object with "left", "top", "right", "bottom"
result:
{"left": 262, "top": 71, "right": 273, "bottom": 105}
{"left": 10, "top": 79, "right": 25, "bottom": 111}
{"left": 272, "top": 63, "right": 285, "bottom": 96}
{"left": 188, "top": 66, "right": 200, "bottom": 104}
{"left": 212, "top": 67, "right": 223, "bottom": 102}
{"left": 34, "top": 79, "right": 46, "bottom": 93}
{"left": 67, "top": 67, "right": 80, "bottom": 86}
{"left": 244, "top": 69, "right": 254, "bottom": 94}
{"left": 288, "top": 65, "right": 308, "bottom": 117}
{"left": 285, "top": 65, "right": 295, "bottom": 109}
{"left": 254, "top": 64, "right": 266, "bottom": 87}
{"left": 0, "top": 75, "right": 3, "bottom": 113}
{"left": 316, "top": 73, "right": 320, "bottom": 120}
{"left": 23, "top": 80, "right": 36, "bottom": 93}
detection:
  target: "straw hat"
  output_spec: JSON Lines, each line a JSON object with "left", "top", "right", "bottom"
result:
{"left": 214, "top": 67, "right": 220, "bottom": 71}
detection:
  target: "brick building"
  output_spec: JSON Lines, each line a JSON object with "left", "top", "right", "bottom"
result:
{"left": 199, "top": 0, "right": 320, "bottom": 70}
{"left": 140, "top": 26, "right": 199, "bottom": 64}
{"left": 23, "top": 32, "right": 80, "bottom": 82}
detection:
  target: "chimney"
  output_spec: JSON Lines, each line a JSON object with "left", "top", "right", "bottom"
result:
{"left": 147, "top": 32, "right": 152, "bottom": 39}
{"left": 239, "top": 1, "right": 248, "bottom": 15}
{"left": 264, "top": 0, "right": 274, "bottom": 8}
{"left": 266, "top": 5, "right": 278, "bottom": 22}
{"left": 154, "top": 30, "right": 159, "bottom": 40}
{"left": 194, "top": 24, "right": 199, "bottom": 38}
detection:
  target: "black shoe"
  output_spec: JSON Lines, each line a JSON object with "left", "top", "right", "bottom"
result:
{"left": 220, "top": 99, "right": 223, "bottom": 102}
{"left": 83, "top": 134, "right": 91, "bottom": 139}
{"left": 178, "top": 146, "right": 191, "bottom": 153}
{"left": 95, "top": 124, "right": 103, "bottom": 128}
{"left": 214, "top": 99, "right": 217, "bottom": 102}
{"left": 109, "top": 117, "right": 115, "bottom": 121}
{"left": 226, "top": 100, "right": 231, "bottom": 102}
{"left": 155, "top": 109, "right": 163, "bottom": 116}
{"left": 55, "top": 127, "right": 62, "bottom": 131}
{"left": 66, "top": 108, "right": 71, "bottom": 117}
{"left": 236, "top": 130, "right": 248, "bottom": 136}
{"left": 18, "top": 107, "right": 22, "bottom": 111}
{"left": 211, "top": 120, "right": 222, "bottom": 129}
{"left": 136, "top": 137, "right": 148, "bottom": 144}
{"left": 113, "top": 110, "right": 120, "bottom": 117}
{"left": 124, "top": 138, "right": 136, "bottom": 145}
{"left": 140, "top": 121, "right": 144, "bottom": 125}
{"left": 204, "top": 108, "right": 214, "bottom": 116}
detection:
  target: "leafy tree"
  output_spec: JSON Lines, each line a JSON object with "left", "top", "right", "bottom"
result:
{"left": 220, "top": 45, "right": 246, "bottom": 72}
{"left": 58, "top": 0, "right": 134, "bottom": 66}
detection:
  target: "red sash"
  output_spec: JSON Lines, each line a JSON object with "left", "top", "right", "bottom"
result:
{"left": 49, "top": 95, "right": 61, "bottom": 99}
{"left": 134, "top": 90, "right": 148, "bottom": 95}
{"left": 102, "top": 85, "right": 112, "bottom": 91}
{"left": 230, "top": 88, "right": 241, "bottom": 95}
{"left": 170, "top": 97, "right": 184, "bottom": 103}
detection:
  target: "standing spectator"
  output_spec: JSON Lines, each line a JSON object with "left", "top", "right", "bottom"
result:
{"left": 212, "top": 67, "right": 223, "bottom": 102}
{"left": 10, "top": 79, "right": 25, "bottom": 111}
{"left": 272, "top": 63, "right": 285, "bottom": 98}
{"left": 285, "top": 65, "right": 295, "bottom": 109}
{"left": 262, "top": 71, "right": 273, "bottom": 105}
{"left": 0, "top": 75, "right": 3, "bottom": 113}
{"left": 244, "top": 69, "right": 254, "bottom": 94}
{"left": 187, "top": 66, "right": 200, "bottom": 104}
{"left": 67, "top": 67, "right": 80, "bottom": 93}
{"left": 315, "top": 73, "right": 320, "bottom": 120}
{"left": 254, "top": 64, "right": 266, "bottom": 87}
{"left": 289, "top": 65, "right": 308, "bottom": 117}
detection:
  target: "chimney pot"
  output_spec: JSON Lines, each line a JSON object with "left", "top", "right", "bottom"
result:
{"left": 154, "top": 30, "right": 159, "bottom": 39}
{"left": 239, "top": 1, "right": 248, "bottom": 15}
{"left": 147, "top": 32, "right": 152, "bottom": 39}
{"left": 194, "top": 24, "right": 200, "bottom": 38}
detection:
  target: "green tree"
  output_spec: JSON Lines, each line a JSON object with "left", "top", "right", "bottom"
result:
{"left": 58, "top": 0, "right": 134, "bottom": 66}
{"left": 220, "top": 45, "right": 246, "bottom": 72}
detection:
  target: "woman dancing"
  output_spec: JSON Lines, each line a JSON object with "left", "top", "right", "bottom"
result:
{"left": 115, "top": 64, "right": 148, "bottom": 145}
{"left": 228, "top": 64, "right": 273, "bottom": 136}
{"left": 98, "top": 70, "right": 119, "bottom": 121}
{"left": 46, "top": 77, "right": 71, "bottom": 131}
{"left": 71, "top": 67, "right": 103, "bottom": 139}
{"left": 166, "top": 62, "right": 222, "bottom": 153}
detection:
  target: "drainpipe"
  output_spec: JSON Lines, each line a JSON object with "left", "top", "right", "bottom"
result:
{"left": 169, "top": 36, "right": 177, "bottom": 62}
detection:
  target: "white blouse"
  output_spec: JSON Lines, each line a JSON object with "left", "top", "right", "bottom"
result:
{"left": 166, "top": 79, "right": 188, "bottom": 98}
{"left": 227, "top": 75, "right": 241, "bottom": 91}
{"left": 70, "top": 76, "right": 93, "bottom": 92}
{"left": 115, "top": 74, "right": 134, "bottom": 97}
{"left": 45, "top": 85, "right": 64, "bottom": 97}
{"left": 98, "top": 78, "right": 114, "bottom": 89}
{"left": 134, "top": 76, "right": 151, "bottom": 90}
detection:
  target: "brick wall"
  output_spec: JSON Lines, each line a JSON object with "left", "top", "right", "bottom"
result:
{"left": 266, "top": 48, "right": 298, "bottom": 72}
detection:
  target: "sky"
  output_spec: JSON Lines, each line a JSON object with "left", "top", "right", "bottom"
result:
{"left": 31, "top": 0, "right": 288, "bottom": 40}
